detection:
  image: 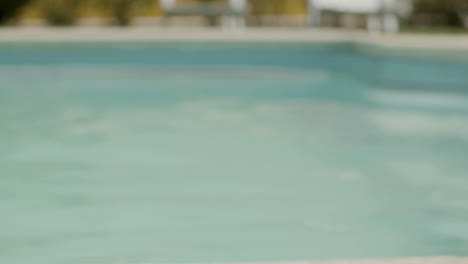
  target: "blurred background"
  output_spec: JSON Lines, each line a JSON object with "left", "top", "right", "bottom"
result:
{"left": 0, "top": 0, "right": 467, "bottom": 32}
{"left": 2, "top": 1, "right": 468, "bottom": 264}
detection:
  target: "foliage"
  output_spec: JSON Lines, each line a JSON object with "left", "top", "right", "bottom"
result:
{"left": 99, "top": 0, "right": 152, "bottom": 26}
{"left": 37, "top": 0, "right": 82, "bottom": 26}
{"left": 411, "top": 0, "right": 468, "bottom": 27}
{"left": 0, "top": 0, "right": 30, "bottom": 24}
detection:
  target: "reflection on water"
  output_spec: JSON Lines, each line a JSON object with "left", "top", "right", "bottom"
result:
{"left": 1, "top": 61, "right": 468, "bottom": 264}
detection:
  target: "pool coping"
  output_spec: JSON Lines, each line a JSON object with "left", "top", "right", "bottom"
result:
{"left": 1, "top": 27, "right": 468, "bottom": 51}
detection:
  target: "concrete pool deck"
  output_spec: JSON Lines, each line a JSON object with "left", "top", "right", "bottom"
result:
{"left": 1, "top": 27, "right": 468, "bottom": 50}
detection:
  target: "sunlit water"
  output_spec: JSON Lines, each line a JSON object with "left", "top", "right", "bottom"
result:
{"left": 1, "top": 43, "right": 468, "bottom": 264}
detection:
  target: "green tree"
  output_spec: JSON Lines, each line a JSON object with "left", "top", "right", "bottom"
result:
{"left": 37, "top": 0, "right": 82, "bottom": 26}
{"left": 411, "top": 0, "right": 468, "bottom": 27}
{"left": 100, "top": 0, "right": 152, "bottom": 26}
{"left": 0, "top": 0, "right": 30, "bottom": 24}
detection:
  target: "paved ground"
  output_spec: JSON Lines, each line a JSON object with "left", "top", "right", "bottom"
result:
{"left": 1, "top": 27, "right": 468, "bottom": 50}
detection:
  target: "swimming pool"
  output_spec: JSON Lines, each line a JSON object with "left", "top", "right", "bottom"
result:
{"left": 1, "top": 42, "right": 468, "bottom": 264}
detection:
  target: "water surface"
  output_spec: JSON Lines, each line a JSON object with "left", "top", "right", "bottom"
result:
{"left": 1, "top": 43, "right": 468, "bottom": 264}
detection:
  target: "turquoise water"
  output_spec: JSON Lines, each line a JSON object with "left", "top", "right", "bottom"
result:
{"left": 1, "top": 43, "right": 468, "bottom": 264}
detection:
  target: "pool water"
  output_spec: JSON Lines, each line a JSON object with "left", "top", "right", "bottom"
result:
{"left": 1, "top": 43, "right": 468, "bottom": 264}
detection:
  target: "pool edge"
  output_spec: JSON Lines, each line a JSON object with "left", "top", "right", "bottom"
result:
{"left": 1, "top": 27, "right": 468, "bottom": 51}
